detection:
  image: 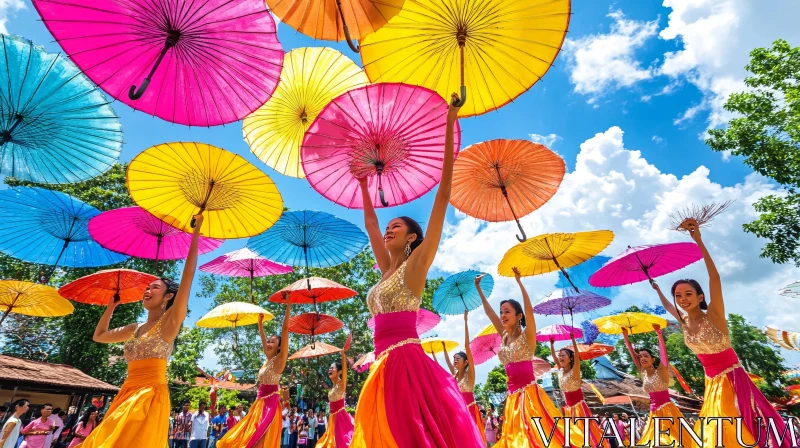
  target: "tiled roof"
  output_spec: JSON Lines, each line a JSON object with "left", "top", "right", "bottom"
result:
{"left": 0, "top": 355, "right": 118, "bottom": 393}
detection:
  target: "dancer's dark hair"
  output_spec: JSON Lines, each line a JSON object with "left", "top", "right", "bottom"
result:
{"left": 398, "top": 216, "right": 424, "bottom": 253}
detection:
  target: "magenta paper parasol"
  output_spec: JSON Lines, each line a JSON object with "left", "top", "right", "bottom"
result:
{"left": 588, "top": 242, "right": 703, "bottom": 287}
{"left": 469, "top": 333, "right": 502, "bottom": 365}
{"left": 301, "top": 83, "right": 461, "bottom": 208}
{"left": 32, "top": 0, "right": 283, "bottom": 126}
{"left": 536, "top": 324, "right": 583, "bottom": 342}
{"left": 88, "top": 207, "right": 222, "bottom": 270}
{"left": 367, "top": 308, "right": 440, "bottom": 335}
{"left": 200, "top": 248, "right": 292, "bottom": 303}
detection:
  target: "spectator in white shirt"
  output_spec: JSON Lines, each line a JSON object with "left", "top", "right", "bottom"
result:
{"left": 189, "top": 401, "right": 210, "bottom": 448}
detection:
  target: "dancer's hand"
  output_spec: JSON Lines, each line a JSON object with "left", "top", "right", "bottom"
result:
{"left": 258, "top": 313, "right": 265, "bottom": 324}
{"left": 652, "top": 324, "right": 661, "bottom": 331}
{"left": 192, "top": 213, "right": 204, "bottom": 230}
{"left": 650, "top": 279, "right": 661, "bottom": 291}
{"left": 474, "top": 273, "right": 486, "bottom": 287}
{"left": 107, "top": 293, "right": 118, "bottom": 309}
{"left": 512, "top": 267, "right": 522, "bottom": 283}
{"left": 680, "top": 218, "right": 701, "bottom": 242}
{"left": 621, "top": 327, "right": 628, "bottom": 336}
{"left": 356, "top": 176, "right": 368, "bottom": 187}
{"left": 448, "top": 93, "right": 461, "bottom": 121}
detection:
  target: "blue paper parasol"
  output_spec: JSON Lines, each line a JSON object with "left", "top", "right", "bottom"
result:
{"left": 0, "top": 35, "right": 121, "bottom": 184}
{"left": 248, "top": 210, "right": 368, "bottom": 279}
{"left": 433, "top": 270, "right": 494, "bottom": 315}
{"left": 0, "top": 187, "right": 128, "bottom": 282}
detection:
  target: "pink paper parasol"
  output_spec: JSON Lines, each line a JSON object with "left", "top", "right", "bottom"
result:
{"left": 353, "top": 351, "right": 375, "bottom": 372}
{"left": 88, "top": 207, "right": 222, "bottom": 271}
{"left": 32, "top": 0, "right": 283, "bottom": 126}
{"left": 301, "top": 83, "right": 460, "bottom": 208}
{"left": 469, "top": 333, "right": 502, "bottom": 365}
{"left": 589, "top": 243, "right": 703, "bottom": 287}
{"left": 367, "top": 308, "right": 440, "bottom": 335}
{"left": 200, "top": 248, "right": 292, "bottom": 303}
{"left": 533, "top": 357, "right": 554, "bottom": 377}
{"left": 536, "top": 324, "right": 583, "bottom": 342}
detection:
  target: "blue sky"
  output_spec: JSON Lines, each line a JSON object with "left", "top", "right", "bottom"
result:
{"left": 6, "top": 0, "right": 800, "bottom": 378}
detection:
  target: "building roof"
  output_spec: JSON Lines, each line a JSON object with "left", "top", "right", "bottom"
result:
{"left": 0, "top": 355, "right": 118, "bottom": 393}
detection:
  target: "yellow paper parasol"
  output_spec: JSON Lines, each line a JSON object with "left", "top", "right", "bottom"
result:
{"left": 127, "top": 142, "right": 283, "bottom": 239}
{"left": 0, "top": 280, "right": 73, "bottom": 327}
{"left": 196, "top": 302, "right": 275, "bottom": 328}
{"left": 360, "top": 0, "right": 571, "bottom": 117}
{"left": 593, "top": 312, "right": 667, "bottom": 335}
{"left": 478, "top": 323, "right": 498, "bottom": 336}
{"left": 243, "top": 47, "right": 369, "bottom": 178}
{"left": 289, "top": 341, "right": 342, "bottom": 360}
{"left": 420, "top": 337, "right": 458, "bottom": 355}
{"left": 498, "top": 231, "right": 614, "bottom": 291}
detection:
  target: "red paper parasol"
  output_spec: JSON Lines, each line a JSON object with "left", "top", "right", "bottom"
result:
{"left": 269, "top": 277, "right": 356, "bottom": 307}
{"left": 367, "top": 308, "right": 440, "bottom": 335}
{"left": 288, "top": 313, "right": 344, "bottom": 336}
{"left": 469, "top": 333, "right": 502, "bottom": 365}
{"left": 289, "top": 341, "right": 341, "bottom": 360}
{"left": 576, "top": 343, "right": 614, "bottom": 361}
{"left": 59, "top": 269, "right": 157, "bottom": 305}
{"left": 301, "top": 83, "right": 460, "bottom": 208}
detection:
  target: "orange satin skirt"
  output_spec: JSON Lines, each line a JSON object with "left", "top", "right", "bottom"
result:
{"left": 639, "top": 402, "right": 699, "bottom": 448}
{"left": 494, "top": 383, "right": 571, "bottom": 448}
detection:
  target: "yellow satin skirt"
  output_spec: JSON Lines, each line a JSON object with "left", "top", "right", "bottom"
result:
{"left": 76, "top": 358, "right": 169, "bottom": 448}
{"left": 217, "top": 392, "right": 282, "bottom": 448}
{"left": 563, "top": 400, "right": 608, "bottom": 448}
{"left": 639, "top": 402, "right": 699, "bottom": 448}
{"left": 495, "top": 383, "right": 572, "bottom": 448}
{"left": 351, "top": 354, "right": 397, "bottom": 448}
{"left": 694, "top": 374, "right": 756, "bottom": 447}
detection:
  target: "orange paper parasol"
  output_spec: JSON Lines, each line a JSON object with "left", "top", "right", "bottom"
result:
{"left": 269, "top": 277, "right": 356, "bottom": 307}
{"left": 288, "top": 312, "right": 344, "bottom": 336}
{"left": 451, "top": 140, "right": 565, "bottom": 241}
{"left": 289, "top": 341, "right": 341, "bottom": 360}
{"left": 59, "top": 269, "right": 158, "bottom": 305}
{"left": 576, "top": 343, "right": 614, "bottom": 361}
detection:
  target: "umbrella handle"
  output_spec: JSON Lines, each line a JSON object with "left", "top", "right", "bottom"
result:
{"left": 335, "top": 0, "right": 360, "bottom": 53}
{"left": 452, "top": 85, "right": 467, "bottom": 107}
{"left": 378, "top": 187, "right": 389, "bottom": 207}
{"left": 128, "top": 78, "right": 151, "bottom": 100}
{"left": 515, "top": 221, "right": 527, "bottom": 242}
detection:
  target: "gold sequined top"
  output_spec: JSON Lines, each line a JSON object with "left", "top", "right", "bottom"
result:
{"left": 123, "top": 316, "right": 173, "bottom": 362}
{"left": 457, "top": 373, "right": 473, "bottom": 393}
{"left": 257, "top": 356, "right": 282, "bottom": 386}
{"left": 328, "top": 380, "right": 345, "bottom": 401}
{"left": 367, "top": 261, "right": 420, "bottom": 316}
{"left": 559, "top": 367, "right": 582, "bottom": 393}
{"left": 642, "top": 368, "right": 669, "bottom": 393}
{"left": 498, "top": 333, "right": 534, "bottom": 366}
{"left": 682, "top": 314, "right": 732, "bottom": 355}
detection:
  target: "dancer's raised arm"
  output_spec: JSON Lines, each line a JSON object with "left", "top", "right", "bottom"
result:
{"left": 651, "top": 280, "right": 680, "bottom": 322}
{"left": 654, "top": 324, "right": 669, "bottom": 369}
{"left": 93, "top": 296, "right": 136, "bottom": 343}
{"left": 477, "top": 274, "right": 503, "bottom": 335}
{"left": 513, "top": 267, "right": 537, "bottom": 348}
{"left": 162, "top": 213, "right": 205, "bottom": 340}
{"left": 682, "top": 219, "right": 725, "bottom": 323}
{"left": 259, "top": 313, "right": 270, "bottom": 355}
{"left": 358, "top": 177, "right": 390, "bottom": 271}
{"left": 622, "top": 328, "right": 642, "bottom": 374}
{"left": 548, "top": 338, "right": 557, "bottom": 366}
{"left": 464, "top": 311, "right": 475, "bottom": 387}
{"left": 274, "top": 303, "right": 291, "bottom": 373}
{"left": 569, "top": 331, "right": 582, "bottom": 380}
{"left": 341, "top": 346, "right": 348, "bottom": 386}
{"left": 443, "top": 342, "right": 455, "bottom": 376}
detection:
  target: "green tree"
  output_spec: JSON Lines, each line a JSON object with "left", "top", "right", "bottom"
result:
{"left": 171, "top": 386, "right": 241, "bottom": 411}
{"left": 706, "top": 39, "right": 800, "bottom": 265}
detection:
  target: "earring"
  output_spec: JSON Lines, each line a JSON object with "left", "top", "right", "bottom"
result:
{"left": 161, "top": 302, "right": 167, "bottom": 310}
{"left": 404, "top": 243, "right": 411, "bottom": 258}
{"left": 516, "top": 321, "right": 522, "bottom": 334}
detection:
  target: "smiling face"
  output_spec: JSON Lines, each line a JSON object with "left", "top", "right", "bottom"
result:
{"left": 673, "top": 283, "right": 703, "bottom": 311}
{"left": 384, "top": 218, "right": 416, "bottom": 254}
{"left": 453, "top": 353, "right": 467, "bottom": 372}
{"left": 264, "top": 335, "right": 280, "bottom": 357}
{"left": 499, "top": 302, "right": 521, "bottom": 332}
{"left": 142, "top": 280, "right": 173, "bottom": 312}
{"left": 638, "top": 350, "right": 655, "bottom": 369}
{"left": 328, "top": 362, "right": 340, "bottom": 381}
{"left": 556, "top": 349, "right": 572, "bottom": 369}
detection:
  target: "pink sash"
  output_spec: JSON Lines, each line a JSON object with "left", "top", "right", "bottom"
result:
{"left": 648, "top": 390, "right": 670, "bottom": 411}
{"left": 564, "top": 389, "right": 585, "bottom": 407}
{"left": 373, "top": 311, "right": 418, "bottom": 354}
{"left": 505, "top": 361, "right": 536, "bottom": 394}
{"left": 461, "top": 391, "right": 475, "bottom": 405}
{"left": 245, "top": 384, "right": 280, "bottom": 448}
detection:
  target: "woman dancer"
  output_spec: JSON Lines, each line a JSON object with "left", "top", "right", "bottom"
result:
{"left": 654, "top": 218, "right": 789, "bottom": 447}
{"left": 316, "top": 347, "right": 354, "bottom": 447}
{"left": 218, "top": 308, "right": 291, "bottom": 448}
{"left": 478, "top": 269, "right": 581, "bottom": 448}
{"left": 82, "top": 213, "right": 204, "bottom": 447}
{"left": 622, "top": 325, "right": 696, "bottom": 447}
{"left": 549, "top": 333, "right": 608, "bottom": 448}
{"left": 443, "top": 312, "right": 486, "bottom": 444}
{"left": 351, "top": 95, "right": 483, "bottom": 447}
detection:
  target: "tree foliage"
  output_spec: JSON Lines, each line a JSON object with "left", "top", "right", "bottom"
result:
{"left": 706, "top": 39, "right": 800, "bottom": 265}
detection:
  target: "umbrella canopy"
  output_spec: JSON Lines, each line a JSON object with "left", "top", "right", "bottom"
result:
{"left": 478, "top": 323, "right": 498, "bottom": 336}
{"left": 0, "top": 280, "right": 73, "bottom": 326}
{"left": 289, "top": 341, "right": 342, "bottom": 360}
{"left": 200, "top": 248, "right": 293, "bottom": 303}
{"left": 780, "top": 281, "right": 800, "bottom": 298}
{"left": 243, "top": 47, "right": 369, "bottom": 178}
{"left": 498, "top": 230, "right": 614, "bottom": 292}
{"left": 288, "top": 313, "right": 344, "bottom": 336}
{"left": 89, "top": 206, "right": 223, "bottom": 270}
{"left": 765, "top": 326, "right": 800, "bottom": 352}
{"left": 593, "top": 312, "right": 667, "bottom": 335}
{"left": 433, "top": 270, "right": 494, "bottom": 315}
{"left": 0, "top": 187, "right": 128, "bottom": 282}
{"left": 32, "top": 0, "right": 283, "bottom": 126}
{"left": 196, "top": 302, "right": 274, "bottom": 328}
{"left": 367, "top": 308, "right": 440, "bottom": 334}
{"left": 268, "top": 277, "right": 357, "bottom": 305}
{"left": 354, "top": 351, "right": 376, "bottom": 372}
{"left": 536, "top": 324, "right": 582, "bottom": 342}
{"left": 248, "top": 210, "right": 368, "bottom": 271}
{"left": 533, "top": 288, "right": 611, "bottom": 316}
{"left": 0, "top": 35, "right": 121, "bottom": 184}
{"left": 576, "top": 343, "right": 614, "bottom": 361}
{"left": 469, "top": 333, "right": 502, "bottom": 365}
{"left": 451, "top": 140, "right": 565, "bottom": 241}
{"left": 268, "top": 0, "right": 404, "bottom": 51}
{"left": 588, "top": 243, "right": 703, "bottom": 287}
{"left": 420, "top": 337, "right": 458, "bottom": 355}
{"left": 580, "top": 320, "right": 600, "bottom": 344}
{"left": 127, "top": 142, "right": 284, "bottom": 239}
{"left": 59, "top": 269, "right": 158, "bottom": 305}
{"left": 301, "top": 83, "right": 461, "bottom": 208}
{"left": 533, "top": 357, "right": 554, "bottom": 377}
{"left": 359, "top": 0, "right": 571, "bottom": 117}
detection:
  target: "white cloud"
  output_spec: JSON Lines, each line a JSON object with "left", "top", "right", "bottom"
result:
{"left": 652, "top": 135, "right": 664, "bottom": 144}
{"left": 658, "top": 0, "right": 800, "bottom": 127}
{"left": 430, "top": 126, "right": 799, "bottom": 383}
{"left": 529, "top": 133, "right": 561, "bottom": 148}
{"left": 0, "top": 0, "right": 24, "bottom": 34}
{"left": 563, "top": 10, "right": 659, "bottom": 102}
